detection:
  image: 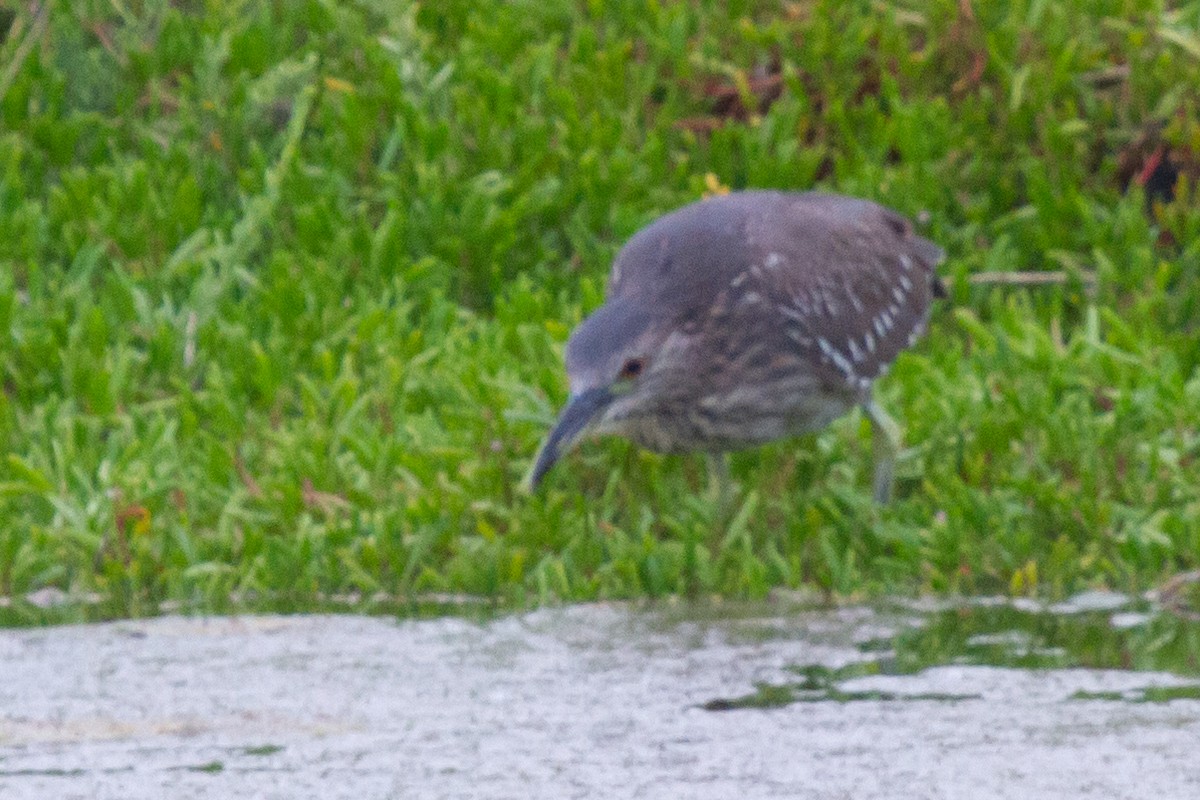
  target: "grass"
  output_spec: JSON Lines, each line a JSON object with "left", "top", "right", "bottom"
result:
{"left": 1, "top": 0, "right": 1200, "bottom": 616}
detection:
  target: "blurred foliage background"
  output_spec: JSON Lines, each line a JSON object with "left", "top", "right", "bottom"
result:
{"left": 1, "top": 0, "right": 1200, "bottom": 616}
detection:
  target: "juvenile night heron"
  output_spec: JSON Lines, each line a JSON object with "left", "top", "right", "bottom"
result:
{"left": 526, "top": 190, "right": 944, "bottom": 502}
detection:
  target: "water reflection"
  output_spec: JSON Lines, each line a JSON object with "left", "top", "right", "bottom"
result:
{"left": 703, "top": 596, "right": 1200, "bottom": 710}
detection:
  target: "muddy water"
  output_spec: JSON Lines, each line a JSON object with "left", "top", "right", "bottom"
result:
{"left": 2, "top": 595, "right": 1199, "bottom": 799}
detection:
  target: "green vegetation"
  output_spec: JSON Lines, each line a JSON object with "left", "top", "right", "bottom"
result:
{"left": 2, "top": 0, "right": 1200, "bottom": 615}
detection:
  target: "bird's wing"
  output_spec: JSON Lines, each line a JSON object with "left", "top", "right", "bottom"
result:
{"left": 604, "top": 191, "right": 943, "bottom": 390}
{"left": 745, "top": 192, "right": 944, "bottom": 390}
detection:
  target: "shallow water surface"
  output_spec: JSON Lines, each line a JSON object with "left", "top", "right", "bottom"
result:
{"left": 2, "top": 596, "right": 1199, "bottom": 799}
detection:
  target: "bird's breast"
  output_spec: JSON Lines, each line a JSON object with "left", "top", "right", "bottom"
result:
{"left": 610, "top": 374, "right": 859, "bottom": 454}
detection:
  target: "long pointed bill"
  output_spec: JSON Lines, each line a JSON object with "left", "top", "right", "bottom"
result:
{"left": 523, "top": 386, "right": 613, "bottom": 490}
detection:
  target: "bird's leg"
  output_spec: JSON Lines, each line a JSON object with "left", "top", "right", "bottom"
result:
{"left": 864, "top": 400, "right": 901, "bottom": 504}
{"left": 706, "top": 452, "right": 733, "bottom": 511}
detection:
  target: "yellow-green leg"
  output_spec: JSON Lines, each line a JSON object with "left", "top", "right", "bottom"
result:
{"left": 706, "top": 452, "right": 733, "bottom": 510}
{"left": 864, "top": 400, "right": 901, "bottom": 504}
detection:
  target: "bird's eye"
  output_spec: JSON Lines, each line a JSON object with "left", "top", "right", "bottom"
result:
{"left": 619, "top": 358, "right": 645, "bottom": 379}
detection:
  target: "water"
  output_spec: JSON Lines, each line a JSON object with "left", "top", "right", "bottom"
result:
{"left": 2, "top": 594, "right": 1199, "bottom": 799}
{"left": 699, "top": 594, "right": 1200, "bottom": 710}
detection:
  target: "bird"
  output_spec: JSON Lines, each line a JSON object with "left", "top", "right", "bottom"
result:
{"left": 525, "top": 190, "right": 944, "bottom": 503}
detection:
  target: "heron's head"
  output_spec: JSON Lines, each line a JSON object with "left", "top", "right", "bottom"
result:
{"left": 525, "top": 296, "right": 684, "bottom": 489}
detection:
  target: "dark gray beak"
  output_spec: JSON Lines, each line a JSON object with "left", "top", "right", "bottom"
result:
{"left": 524, "top": 386, "right": 613, "bottom": 490}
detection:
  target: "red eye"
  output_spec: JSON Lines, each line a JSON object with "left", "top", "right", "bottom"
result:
{"left": 619, "top": 358, "right": 645, "bottom": 379}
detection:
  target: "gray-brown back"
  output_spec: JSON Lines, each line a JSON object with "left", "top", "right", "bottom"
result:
{"left": 606, "top": 190, "right": 944, "bottom": 392}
